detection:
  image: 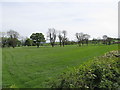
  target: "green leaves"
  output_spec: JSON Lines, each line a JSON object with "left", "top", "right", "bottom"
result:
{"left": 50, "top": 50, "right": 120, "bottom": 89}
{"left": 30, "top": 33, "right": 45, "bottom": 47}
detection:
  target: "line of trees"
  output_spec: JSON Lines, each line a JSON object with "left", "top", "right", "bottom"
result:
{"left": 47, "top": 28, "right": 68, "bottom": 47}
{"left": 75, "top": 32, "right": 90, "bottom": 46}
{"left": 0, "top": 29, "right": 119, "bottom": 48}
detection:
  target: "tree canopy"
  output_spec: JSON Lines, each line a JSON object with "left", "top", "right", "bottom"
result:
{"left": 30, "top": 33, "right": 45, "bottom": 48}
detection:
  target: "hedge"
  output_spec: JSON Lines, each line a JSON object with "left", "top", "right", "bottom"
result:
{"left": 49, "top": 50, "right": 120, "bottom": 89}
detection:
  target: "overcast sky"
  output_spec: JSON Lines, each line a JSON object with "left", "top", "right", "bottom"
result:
{"left": 0, "top": 0, "right": 119, "bottom": 41}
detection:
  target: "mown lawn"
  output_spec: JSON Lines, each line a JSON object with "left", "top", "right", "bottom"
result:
{"left": 2, "top": 44, "right": 118, "bottom": 88}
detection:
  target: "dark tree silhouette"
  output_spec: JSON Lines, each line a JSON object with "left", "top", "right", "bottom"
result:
{"left": 30, "top": 33, "right": 45, "bottom": 48}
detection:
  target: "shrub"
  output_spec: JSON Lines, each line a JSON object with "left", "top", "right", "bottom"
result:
{"left": 49, "top": 51, "right": 120, "bottom": 89}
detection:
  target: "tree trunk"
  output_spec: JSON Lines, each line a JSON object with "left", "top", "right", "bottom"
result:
{"left": 62, "top": 42, "right": 65, "bottom": 47}
{"left": 60, "top": 41, "right": 62, "bottom": 47}
{"left": 37, "top": 45, "right": 39, "bottom": 48}
{"left": 78, "top": 41, "right": 81, "bottom": 46}
{"left": 51, "top": 43, "right": 54, "bottom": 47}
{"left": 37, "top": 43, "right": 40, "bottom": 48}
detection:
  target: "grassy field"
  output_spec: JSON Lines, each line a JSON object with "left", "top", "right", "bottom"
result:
{"left": 2, "top": 44, "right": 118, "bottom": 88}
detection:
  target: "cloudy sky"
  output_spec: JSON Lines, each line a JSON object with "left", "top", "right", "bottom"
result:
{"left": 0, "top": 0, "right": 119, "bottom": 41}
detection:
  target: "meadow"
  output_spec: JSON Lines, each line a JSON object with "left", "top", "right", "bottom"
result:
{"left": 2, "top": 44, "right": 118, "bottom": 88}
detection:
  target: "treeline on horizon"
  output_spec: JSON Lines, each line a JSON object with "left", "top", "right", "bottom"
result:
{"left": 0, "top": 28, "right": 119, "bottom": 48}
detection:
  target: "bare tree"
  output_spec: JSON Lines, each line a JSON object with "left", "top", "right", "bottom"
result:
{"left": 7, "top": 30, "right": 19, "bottom": 39}
{"left": 76, "top": 33, "right": 90, "bottom": 46}
{"left": 76, "top": 33, "right": 80, "bottom": 46}
{"left": 75, "top": 32, "right": 84, "bottom": 46}
{"left": 58, "top": 31, "right": 62, "bottom": 47}
{"left": 47, "top": 28, "right": 56, "bottom": 47}
{"left": 84, "top": 34, "right": 90, "bottom": 45}
{"left": 62, "top": 30, "right": 67, "bottom": 47}
{"left": 7, "top": 30, "right": 19, "bottom": 48}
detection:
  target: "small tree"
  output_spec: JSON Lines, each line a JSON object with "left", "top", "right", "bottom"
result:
{"left": 103, "top": 35, "right": 108, "bottom": 45}
{"left": 107, "top": 37, "right": 112, "bottom": 45}
{"left": 75, "top": 33, "right": 84, "bottom": 46}
{"left": 92, "top": 38, "right": 97, "bottom": 45}
{"left": 58, "top": 31, "right": 62, "bottom": 47}
{"left": 25, "top": 38, "right": 32, "bottom": 46}
{"left": 0, "top": 32, "right": 7, "bottom": 47}
{"left": 30, "top": 33, "right": 45, "bottom": 48}
{"left": 17, "top": 40, "right": 21, "bottom": 47}
{"left": 47, "top": 28, "right": 56, "bottom": 47}
{"left": 62, "top": 30, "right": 67, "bottom": 47}
{"left": 1, "top": 37, "right": 8, "bottom": 47}
{"left": 84, "top": 34, "right": 90, "bottom": 45}
{"left": 58, "top": 30, "right": 67, "bottom": 47}
{"left": 7, "top": 30, "right": 19, "bottom": 48}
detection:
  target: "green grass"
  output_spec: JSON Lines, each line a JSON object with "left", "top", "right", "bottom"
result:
{"left": 2, "top": 44, "right": 118, "bottom": 88}
{"left": 50, "top": 50, "right": 120, "bottom": 88}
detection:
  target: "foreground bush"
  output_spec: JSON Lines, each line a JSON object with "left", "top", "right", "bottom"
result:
{"left": 49, "top": 50, "right": 120, "bottom": 89}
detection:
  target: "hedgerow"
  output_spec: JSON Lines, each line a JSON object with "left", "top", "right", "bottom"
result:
{"left": 49, "top": 50, "right": 120, "bottom": 89}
